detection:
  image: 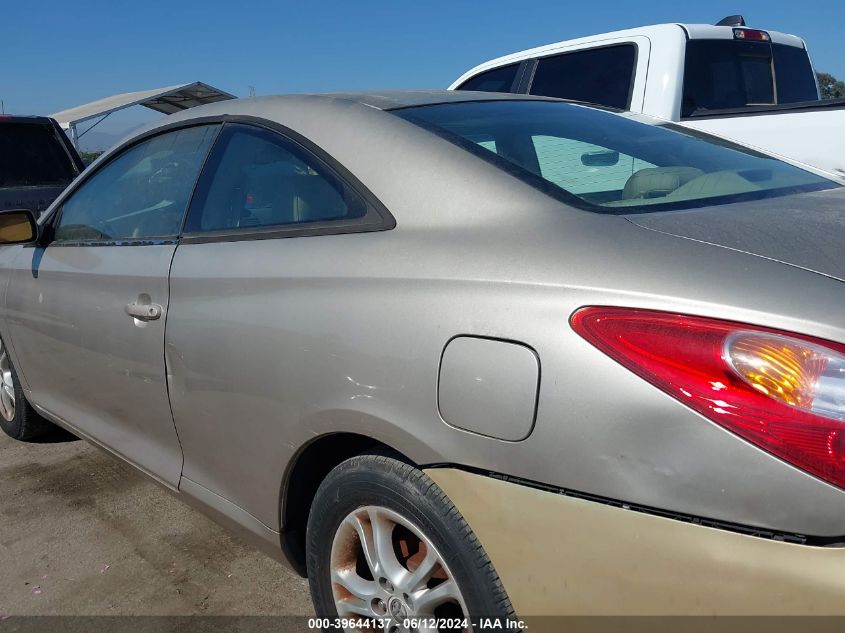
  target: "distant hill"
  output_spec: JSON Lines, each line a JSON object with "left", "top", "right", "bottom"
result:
{"left": 77, "top": 129, "right": 123, "bottom": 152}
{"left": 64, "top": 120, "right": 151, "bottom": 152}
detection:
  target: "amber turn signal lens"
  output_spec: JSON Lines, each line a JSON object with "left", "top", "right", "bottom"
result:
{"left": 726, "top": 332, "right": 828, "bottom": 407}
{"left": 725, "top": 331, "right": 845, "bottom": 420}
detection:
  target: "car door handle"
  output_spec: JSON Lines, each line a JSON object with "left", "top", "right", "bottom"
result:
{"left": 125, "top": 300, "right": 162, "bottom": 321}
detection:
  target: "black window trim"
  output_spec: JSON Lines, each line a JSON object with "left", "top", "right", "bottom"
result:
{"left": 525, "top": 42, "right": 640, "bottom": 111}
{"left": 180, "top": 116, "right": 394, "bottom": 245}
{"left": 514, "top": 59, "right": 538, "bottom": 94}
{"left": 36, "top": 114, "right": 395, "bottom": 248}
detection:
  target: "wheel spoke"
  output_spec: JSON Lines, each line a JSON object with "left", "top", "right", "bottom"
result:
{"left": 403, "top": 544, "right": 440, "bottom": 593}
{"left": 332, "top": 568, "right": 378, "bottom": 601}
{"left": 0, "top": 383, "right": 12, "bottom": 421}
{"left": 368, "top": 508, "right": 405, "bottom": 584}
{"left": 413, "top": 579, "right": 461, "bottom": 615}
{"left": 0, "top": 340, "right": 15, "bottom": 422}
{"left": 335, "top": 596, "right": 374, "bottom": 618}
{"left": 346, "top": 512, "right": 379, "bottom": 577}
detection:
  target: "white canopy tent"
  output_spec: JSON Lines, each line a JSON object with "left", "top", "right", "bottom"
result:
{"left": 51, "top": 82, "right": 236, "bottom": 149}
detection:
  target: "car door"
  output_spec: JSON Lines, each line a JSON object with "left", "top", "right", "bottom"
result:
{"left": 4, "top": 123, "right": 220, "bottom": 486}
{"left": 165, "top": 121, "right": 391, "bottom": 524}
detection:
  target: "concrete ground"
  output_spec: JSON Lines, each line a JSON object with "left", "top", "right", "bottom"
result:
{"left": 0, "top": 428, "right": 312, "bottom": 617}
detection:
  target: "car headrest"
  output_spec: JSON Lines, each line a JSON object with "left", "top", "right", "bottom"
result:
{"left": 623, "top": 167, "right": 705, "bottom": 200}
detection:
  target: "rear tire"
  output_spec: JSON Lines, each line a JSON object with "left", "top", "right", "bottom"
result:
{"left": 0, "top": 335, "right": 54, "bottom": 441}
{"left": 306, "top": 453, "right": 514, "bottom": 628}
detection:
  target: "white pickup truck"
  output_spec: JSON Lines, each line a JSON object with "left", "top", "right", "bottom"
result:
{"left": 450, "top": 16, "right": 845, "bottom": 176}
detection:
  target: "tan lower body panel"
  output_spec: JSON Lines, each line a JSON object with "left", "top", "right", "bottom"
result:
{"left": 424, "top": 468, "right": 845, "bottom": 615}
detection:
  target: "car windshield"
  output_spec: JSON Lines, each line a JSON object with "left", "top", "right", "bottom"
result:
{"left": 0, "top": 122, "right": 79, "bottom": 187}
{"left": 394, "top": 100, "right": 837, "bottom": 213}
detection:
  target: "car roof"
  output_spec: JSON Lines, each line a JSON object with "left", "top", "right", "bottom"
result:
{"left": 134, "top": 90, "right": 562, "bottom": 139}
{"left": 93, "top": 90, "right": 570, "bottom": 176}
{"left": 303, "top": 89, "right": 555, "bottom": 110}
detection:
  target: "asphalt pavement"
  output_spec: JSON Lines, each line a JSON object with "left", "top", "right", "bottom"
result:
{"left": 0, "top": 428, "right": 312, "bottom": 617}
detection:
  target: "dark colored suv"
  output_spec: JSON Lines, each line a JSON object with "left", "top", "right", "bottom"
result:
{"left": 0, "top": 115, "right": 84, "bottom": 217}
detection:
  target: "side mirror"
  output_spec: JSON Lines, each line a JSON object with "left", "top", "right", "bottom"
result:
{"left": 581, "top": 150, "right": 620, "bottom": 167}
{"left": 0, "top": 209, "right": 38, "bottom": 245}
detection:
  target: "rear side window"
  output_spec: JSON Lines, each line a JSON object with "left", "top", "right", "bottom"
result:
{"left": 54, "top": 125, "right": 219, "bottom": 241}
{"left": 529, "top": 45, "right": 636, "bottom": 109}
{"left": 457, "top": 63, "right": 520, "bottom": 93}
{"left": 184, "top": 124, "right": 367, "bottom": 233}
{"left": 682, "top": 40, "right": 818, "bottom": 116}
{"left": 0, "top": 122, "right": 79, "bottom": 187}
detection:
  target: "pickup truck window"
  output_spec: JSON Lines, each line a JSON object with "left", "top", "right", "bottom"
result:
{"left": 0, "top": 122, "right": 79, "bottom": 187}
{"left": 682, "top": 41, "right": 818, "bottom": 117}
{"left": 772, "top": 44, "right": 819, "bottom": 104}
{"left": 457, "top": 63, "right": 520, "bottom": 93}
{"left": 529, "top": 45, "right": 636, "bottom": 109}
{"left": 396, "top": 100, "right": 836, "bottom": 213}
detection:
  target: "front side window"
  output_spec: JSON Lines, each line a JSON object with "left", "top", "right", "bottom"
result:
{"left": 184, "top": 124, "right": 366, "bottom": 233}
{"left": 457, "top": 63, "right": 520, "bottom": 93}
{"left": 395, "top": 100, "right": 836, "bottom": 213}
{"left": 529, "top": 45, "right": 636, "bottom": 109}
{"left": 54, "top": 125, "right": 219, "bottom": 241}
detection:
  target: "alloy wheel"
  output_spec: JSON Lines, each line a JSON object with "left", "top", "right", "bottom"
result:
{"left": 330, "top": 505, "right": 470, "bottom": 632}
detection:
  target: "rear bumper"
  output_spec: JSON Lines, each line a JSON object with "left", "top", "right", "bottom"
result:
{"left": 424, "top": 468, "right": 845, "bottom": 615}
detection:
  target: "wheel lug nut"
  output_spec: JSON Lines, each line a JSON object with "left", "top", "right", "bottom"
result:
{"left": 371, "top": 597, "right": 387, "bottom": 615}
{"left": 379, "top": 577, "right": 394, "bottom": 593}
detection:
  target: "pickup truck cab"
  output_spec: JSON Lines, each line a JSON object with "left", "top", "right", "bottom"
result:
{"left": 451, "top": 17, "right": 845, "bottom": 176}
{"left": 0, "top": 115, "right": 84, "bottom": 216}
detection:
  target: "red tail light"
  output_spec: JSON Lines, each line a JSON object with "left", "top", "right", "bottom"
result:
{"left": 571, "top": 307, "right": 845, "bottom": 489}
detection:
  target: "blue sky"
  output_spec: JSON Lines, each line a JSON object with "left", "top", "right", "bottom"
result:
{"left": 3, "top": 0, "right": 843, "bottom": 145}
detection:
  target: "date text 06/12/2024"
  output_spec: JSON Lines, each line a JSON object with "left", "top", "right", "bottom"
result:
{"left": 307, "top": 618, "right": 528, "bottom": 630}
